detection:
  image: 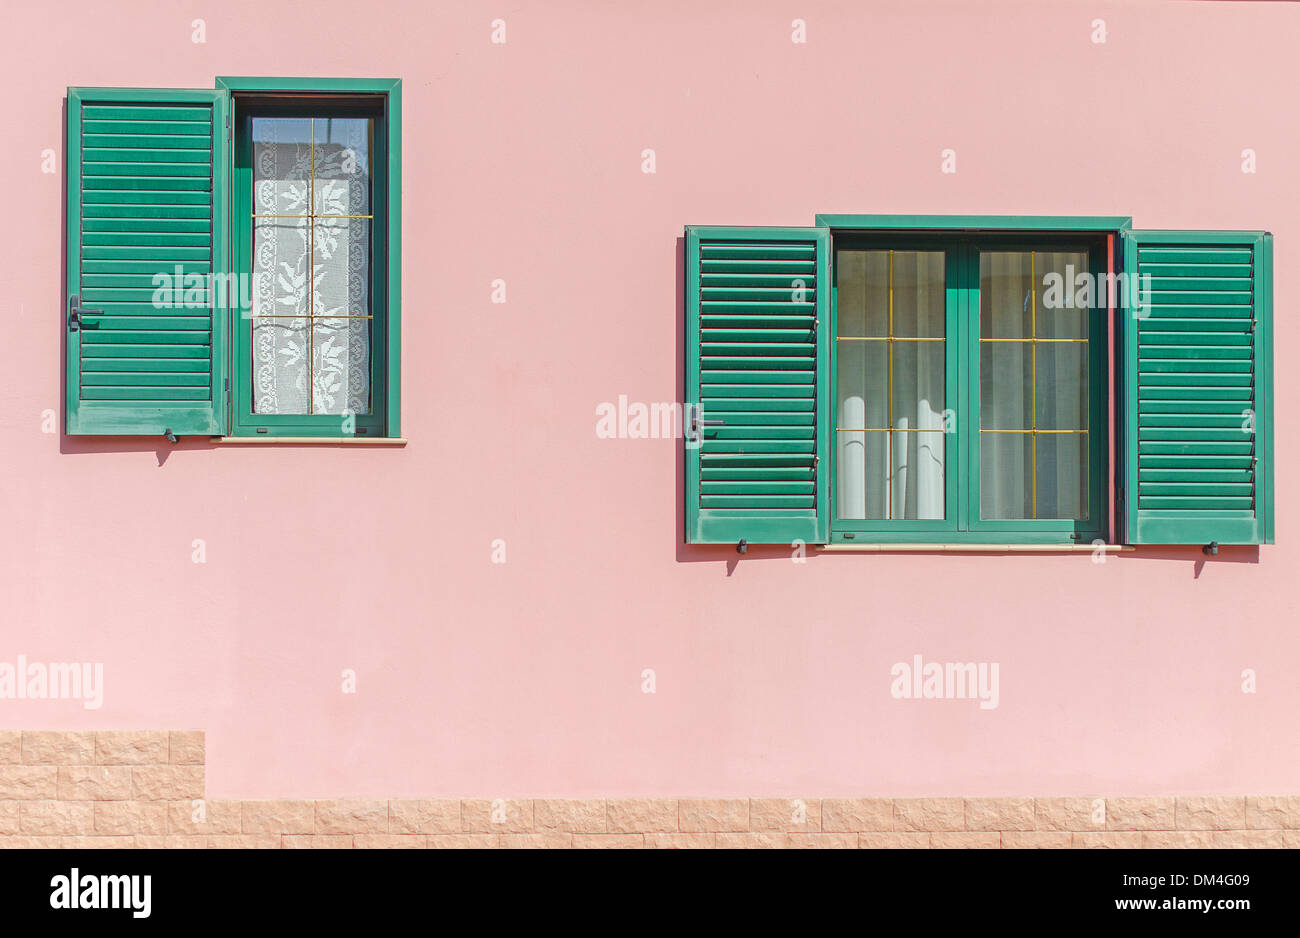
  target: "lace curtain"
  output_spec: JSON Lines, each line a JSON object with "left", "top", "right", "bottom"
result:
{"left": 251, "top": 117, "right": 372, "bottom": 415}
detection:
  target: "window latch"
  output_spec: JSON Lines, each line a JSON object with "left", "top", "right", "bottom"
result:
{"left": 68, "top": 295, "right": 100, "bottom": 332}
{"left": 685, "top": 404, "right": 725, "bottom": 443}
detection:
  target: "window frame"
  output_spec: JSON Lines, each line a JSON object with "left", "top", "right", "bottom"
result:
{"left": 829, "top": 234, "right": 962, "bottom": 540}
{"left": 819, "top": 216, "right": 1129, "bottom": 546}
{"left": 215, "top": 77, "right": 402, "bottom": 439}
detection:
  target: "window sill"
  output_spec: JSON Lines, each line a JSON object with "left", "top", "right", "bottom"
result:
{"left": 818, "top": 544, "right": 1131, "bottom": 553}
{"left": 210, "top": 437, "right": 407, "bottom": 446}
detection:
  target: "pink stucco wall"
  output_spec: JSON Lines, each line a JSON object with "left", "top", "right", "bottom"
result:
{"left": 1, "top": 0, "right": 1296, "bottom": 798}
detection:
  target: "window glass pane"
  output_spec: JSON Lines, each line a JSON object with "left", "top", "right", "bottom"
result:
{"left": 978, "top": 250, "right": 1089, "bottom": 520}
{"left": 835, "top": 249, "right": 946, "bottom": 520}
{"left": 251, "top": 116, "right": 373, "bottom": 416}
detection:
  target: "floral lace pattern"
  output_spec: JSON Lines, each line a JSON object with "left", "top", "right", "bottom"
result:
{"left": 251, "top": 118, "right": 371, "bottom": 415}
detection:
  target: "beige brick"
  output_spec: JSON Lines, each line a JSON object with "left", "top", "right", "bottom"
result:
{"left": 822, "top": 798, "right": 893, "bottom": 832}
{"left": 715, "top": 832, "right": 785, "bottom": 848}
{"left": 242, "top": 800, "right": 315, "bottom": 834}
{"left": 1106, "top": 797, "right": 1174, "bottom": 831}
{"left": 169, "top": 732, "right": 204, "bottom": 765}
{"left": 534, "top": 799, "right": 606, "bottom": 832}
{"left": 644, "top": 833, "right": 715, "bottom": 849}
{"left": 895, "top": 798, "right": 965, "bottom": 832}
{"left": 22, "top": 731, "right": 93, "bottom": 765}
{"left": 461, "top": 799, "right": 532, "bottom": 833}
{"left": 94, "top": 801, "right": 166, "bottom": 835}
{"left": 1035, "top": 797, "right": 1102, "bottom": 831}
{"left": 1211, "top": 830, "right": 1300, "bottom": 849}
{"left": 207, "top": 834, "right": 280, "bottom": 848}
{"left": 283, "top": 835, "right": 353, "bottom": 849}
{"left": 58, "top": 766, "right": 131, "bottom": 801}
{"left": 786, "top": 833, "right": 856, "bottom": 849}
{"left": 167, "top": 799, "right": 241, "bottom": 835}
{"left": 20, "top": 801, "right": 94, "bottom": 835}
{"left": 135, "top": 835, "right": 204, "bottom": 849}
{"left": 131, "top": 766, "right": 203, "bottom": 801}
{"left": 501, "top": 832, "right": 574, "bottom": 849}
{"left": 429, "top": 833, "right": 500, "bottom": 849}
{"left": 965, "top": 798, "right": 1034, "bottom": 831}
{"left": 932, "top": 832, "right": 1000, "bottom": 849}
{"left": 62, "top": 836, "right": 135, "bottom": 849}
{"left": 1001, "top": 831, "right": 1072, "bottom": 849}
{"left": 94, "top": 731, "right": 168, "bottom": 765}
{"left": 0, "top": 767, "right": 58, "bottom": 800}
{"left": 749, "top": 798, "right": 821, "bottom": 832}
{"left": 315, "top": 799, "right": 389, "bottom": 834}
{"left": 1246, "top": 796, "right": 1300, "bottom": 830}
{"left": 680, "top": 799, "right": 748, "bottom": 832}
{"left": 0, "top": 835, "right": 64, "bottom": 849}
{"left": 859, "top": 831, "right": 930, "bottom": 848}
{"left": 1073, "top": 832, "right": 1143, "bottom": 848}
{"left": 389, "top": 799, "right": 460, "bottom": 834}
{"left": 0, "top": 732, "right": 20, "bottom": 764}
{"left": 0, "top": 802, "right": 17, "bottom": 834}
{"left": 1141, "top": 830, "right": 1216, "bottom": 849}
{"left": 607, "top": 798, "right": 677, "bottom": 833}
{"left": 1176, "top": 796, "right": 1245, "bottom": 830}
{"left": 355, "top": 834, "right": 426, "bottom": 849}
{"left": 574, "top": 834, "right": 643, "bottom": 848}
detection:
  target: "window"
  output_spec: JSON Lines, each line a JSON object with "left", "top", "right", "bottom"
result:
{"left": 64, "top": 78, "right": 402, "bottom": 441}
{"left": 684, "top": 217, "right": 1273, "bottom": 548}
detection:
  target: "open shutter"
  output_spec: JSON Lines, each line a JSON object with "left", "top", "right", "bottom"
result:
{"left": 1121, "top": 230, "right": 1273, "bottom": 545}
{"left": 66, "top": 88, "right": 229, "bottom": 436}
{"left": 685, "top": 226, "right": 830, "bottom": 545}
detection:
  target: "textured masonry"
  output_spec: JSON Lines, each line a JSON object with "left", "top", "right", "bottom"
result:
{"left": 1, "top": 732, "right": 1298, "bottom": 848}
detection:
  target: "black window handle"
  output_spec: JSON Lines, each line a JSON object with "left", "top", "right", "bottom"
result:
{"left": 68, "top": 295, "right": 101, "bottom": 332}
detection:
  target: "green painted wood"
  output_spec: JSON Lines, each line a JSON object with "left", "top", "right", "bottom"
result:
{"left": 685, "top": 226, "right": 831, "bottom": 544}
{"left": 82, "top": 190, "right": 212, "bottom": 205}
{"left": 82, "top": 133, "right": 210, "bottom": 149}
{"left": 82, "top": 387, "right": 211, "bottom": 401}
{"left": 83, "top": 119, "right": 211, "bottom": 135}
{"left": 83, "top": 105, "right": 212, "bottom": 121}
{"left": 83, "top": 261, "right": 211, "bottom": 275}
{"left": 81, "top": 371, "right": 211, "bottom": 386}
{"left": 85, "top": 358, "right": 209, "bottom": 372}
{"left": 82, "top": 245, "right": 211, "bottom": 260}
{"left": 1123, "top": 230, "right": 1272, "bottom": 542}
{"left": 82, "top": 344, "right": 210, "bottom": 359}
{"left": 66, "top": 87, "right": 227, "bottom": 436}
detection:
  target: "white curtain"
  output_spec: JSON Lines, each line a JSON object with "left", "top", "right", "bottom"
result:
{"left": 979, "top": 252, "right": 1088, "bottom": 520}
{"left": 837, "top": 251, "right": 946, "bottom": 520}
{"left": 252, "top": 117, "right": 371, "bottom": 416}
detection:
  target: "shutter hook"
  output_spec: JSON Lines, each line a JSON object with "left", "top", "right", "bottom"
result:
{"left": 163, "top": 429, "right": 178, "bottom": 444}
{"left": 1202, "top": 541, "right": 1219, "bottom": 556}
{"left": 736, "top": 539, "right": 748, "bottom": 555}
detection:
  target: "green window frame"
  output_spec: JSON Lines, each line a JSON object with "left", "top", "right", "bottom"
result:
{"left": 827, "top": 232, "right": 1109, "bottom": 546}
{"left": 683, "top": 216, "right": 1274, "bottom": 549}
{"left": 64, "top": 77, "right": 402, "bottom": 440}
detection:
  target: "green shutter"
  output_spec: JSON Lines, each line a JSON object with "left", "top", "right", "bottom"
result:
{"left": 1121, "top": 230, "right": 1273, "bottom": 545}
{"left": 66, "top": 88, "right": 229, "bottom": 436}
{"left": 685, "top": 226, "right": 830, "bottom": 545}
